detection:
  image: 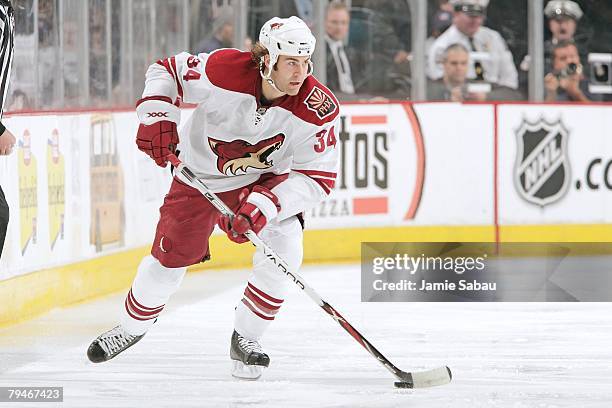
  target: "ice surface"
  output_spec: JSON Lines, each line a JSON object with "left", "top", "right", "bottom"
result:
{"left": 1, "top": 264, "right": 611, "bottom": 407}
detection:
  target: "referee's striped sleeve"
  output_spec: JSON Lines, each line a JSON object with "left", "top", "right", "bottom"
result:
{"left": 0, "top": 3, "right": 14, "bottom": 120}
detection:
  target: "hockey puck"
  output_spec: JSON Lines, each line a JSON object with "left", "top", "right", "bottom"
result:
{"left": 394, "top": 381, "right": 413, "bottom": 389}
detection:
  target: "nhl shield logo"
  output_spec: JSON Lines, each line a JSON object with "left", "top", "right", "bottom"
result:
{"left": 514, "top": 118, "right": 570, "bottom": 206}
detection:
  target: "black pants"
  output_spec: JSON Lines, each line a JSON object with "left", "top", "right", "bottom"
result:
{"left": 0, "top": 185, "right": 8, "bottom": 258}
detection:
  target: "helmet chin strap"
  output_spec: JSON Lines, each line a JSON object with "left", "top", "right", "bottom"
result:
{"left": 260, "top": 62, "right": 285, "bottom": 95}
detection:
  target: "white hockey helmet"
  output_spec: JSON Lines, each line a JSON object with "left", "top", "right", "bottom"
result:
{"left": 258, "top": 16, "right": 316, "bottom": 79}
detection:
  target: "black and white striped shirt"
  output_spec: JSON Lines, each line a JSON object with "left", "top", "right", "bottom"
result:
{"left": 0, "top": 0, "right": 14, "bottom": 122}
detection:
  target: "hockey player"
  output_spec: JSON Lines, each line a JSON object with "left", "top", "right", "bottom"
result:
{"left": 87, "top": 16, "right": 339, "bottom": 380}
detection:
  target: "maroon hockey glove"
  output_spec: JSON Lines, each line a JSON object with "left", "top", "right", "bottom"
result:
{"left": 136, "top": 121, "right": 179, "bottom": 167}
{"left": 135, "top": 96, "right": 180, "bottom": 168}
{"left": 219, "top": 186, "right": 281, "bottom": 244}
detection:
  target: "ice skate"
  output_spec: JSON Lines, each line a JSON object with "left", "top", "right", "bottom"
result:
{"left": 87, "top": 325, "right": 144, "bottom": 363}
{"left": 230, "top": 330, "right": 270, "bottom": 380}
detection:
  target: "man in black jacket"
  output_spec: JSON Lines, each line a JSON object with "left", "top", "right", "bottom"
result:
{"left": 324, "top": 1, "right": 355, "bottom": 96}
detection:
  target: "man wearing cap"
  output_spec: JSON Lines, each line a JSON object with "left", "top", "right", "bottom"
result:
{"left": 545, "top": 0, "right": 582, "bottom": 43}
{"left": 427, "top": 0, "right": 518, "bottom": 90}
{"left": 543, "top": 0, "right": 585, "bottom": 71}
{"left": 518, "top": 1, "right": 585, "bottom": 79}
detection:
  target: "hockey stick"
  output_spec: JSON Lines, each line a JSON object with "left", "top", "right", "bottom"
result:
{"left": 168, "top": 154, "right": 451, "bottom": 389}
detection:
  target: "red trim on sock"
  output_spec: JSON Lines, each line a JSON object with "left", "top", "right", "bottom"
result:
{"left": 241, "top": 298, "right": 274, "bottom": 321}
{"left": 247, "top": 283, "right": 283, "bottom": 304}
{"left": 244, "top": 288, "right": 280, "bottom": 316}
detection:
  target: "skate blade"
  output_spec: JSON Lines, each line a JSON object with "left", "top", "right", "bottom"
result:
{"left": 231, "top": 360, "right": 265, "bottom": 380}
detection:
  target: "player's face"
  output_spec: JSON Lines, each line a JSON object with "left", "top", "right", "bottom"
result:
{"left": 272, "top": 55, "right": 311, "bottom": 96}
{"left": 453, "top": 11, "right": 483, "bottom": 37}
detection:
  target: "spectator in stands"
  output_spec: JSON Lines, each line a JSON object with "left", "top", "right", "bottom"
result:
{"left": 439, "top": 0, "right": 455, "bottom": 14}
{"left": 363, "top": 0, "right": 411, "bottom": 66}
{"left": 518, "top": 0, "right": 585, "bottom": 86}
{"left": 324, "top": 1, "right": 355, "bottom": 96}
{"left": 428, "top": 0, "right": 519, "bottom": 90}
{"left": 194, "top": 14, "right": 233, "bottom": 54}
{"left": 279, "top": 0, "right": 314, "bottom": 27}
{"left": 360, "top": 0, "right": 412, "bottom": 97}
{"left": 428, "top": 43, "right": 522, "bottom": 101}
{"left": 430, "top": 0, "right": 454, "bottom": 39}
{"left": 242, "top": 36, "right": 253, "bottom": 52}
{"left": 89, "top": 24, "right": 108, "bottom": 104}
{"left": 7, "top": 89, "right": 32, "bottom": 111}
{"left": 545, "top": 0, "right": 582, "bottom": 43}
{"left": 545, "top": 40, "right": 601, "bottom": 102}
{"left": 543, "top": 0, "right": 585, "bottom": 70}
{"left": 428, "top": 44, "right": 484, "bottom": 101}
{"left": 426, "top": 1, "right": 454, "bottom": 63}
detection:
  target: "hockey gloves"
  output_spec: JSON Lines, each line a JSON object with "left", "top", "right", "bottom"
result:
{"left": 219, "top": 186, "right": 281, "bottom": 244}
{"left": 135, "top": 96, "right": 180, "bottom": 168}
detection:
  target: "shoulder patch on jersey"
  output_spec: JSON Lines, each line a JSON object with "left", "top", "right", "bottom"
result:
{"left": 304, "top": 86, "right": 337, "bottom": 120}
{"left": 278, "top": 76, "right": 339, "bottom": 126}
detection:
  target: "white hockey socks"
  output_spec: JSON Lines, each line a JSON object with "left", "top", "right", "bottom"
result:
{"left": 234, "top": 217, "right": 304, "bottom": 340}
{"left": 120, "top": 255, "right": 186, "bottom": 336}
{"left": 234, "top": 281, "right": 285, "bottom": 341}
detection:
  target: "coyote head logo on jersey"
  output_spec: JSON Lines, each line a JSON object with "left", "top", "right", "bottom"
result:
{"left": 208, "top": 134, "right": 286, "bottom": 176}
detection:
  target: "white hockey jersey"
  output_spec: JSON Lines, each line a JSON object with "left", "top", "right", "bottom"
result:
{"left": 137, "top": 49, "right": 340, "bottom": 221}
